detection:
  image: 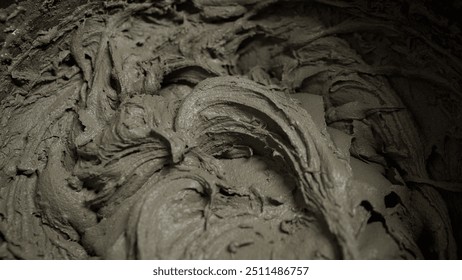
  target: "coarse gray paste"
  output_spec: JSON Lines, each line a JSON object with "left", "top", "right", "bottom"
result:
{"left": 0, "top": 0, "right": 461, "bottom": 259}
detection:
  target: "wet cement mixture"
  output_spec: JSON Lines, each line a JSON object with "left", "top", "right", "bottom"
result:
{"left": 0, "top": 0, "right": 461, "bottom": 259}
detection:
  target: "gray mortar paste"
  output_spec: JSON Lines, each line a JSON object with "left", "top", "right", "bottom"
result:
{"left": 0, "top": 0, "right": 461, "bottom": 259}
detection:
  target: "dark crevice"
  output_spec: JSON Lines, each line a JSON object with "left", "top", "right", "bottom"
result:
{"left": 161, "top": 66, "right": 217, "bottom": 87}
{"left": 429, "top": 0, "right": 462, "bottom": 28}
{"left": 360, "top": 200, "right": 386, "bottom": 224}
{"left": 109, "top": 73, "right": 121, "bottom": 94}
{"left": 0, "top": 0, "right": 15, "bottom": 9}
{"left": 382, "top": 154, "right": 409, "bottom": 180}
{"left": 248, "top": 1, "right": 305, "bottom": 21}
{"left": 360, "top": 200, "right": 373, "bottom": 211}
{"left": 417, "top": 229, "right": 439, "bottom": 259}
{"left": 267, "top": 196, "right": 284, "bottom": 206}
{"left": 384, "top": 191, "right": 402, "bottom": 208}
{"left": 175, "top": 1, "right": 200, "bottom": 14}
{"left": 235, "top": 34, "right": 285, "bottom": 74}
{"left": 200, "top": 12, "right": 245, "bottom": 24}
{"left": 0, "top": 230, "right": 5, "bottom": 243}
{"left": 367, "top": 210, "right": 386, "bottom": 224}
{"left": 218, "top": 187, "right": 238, "bottom": 197}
